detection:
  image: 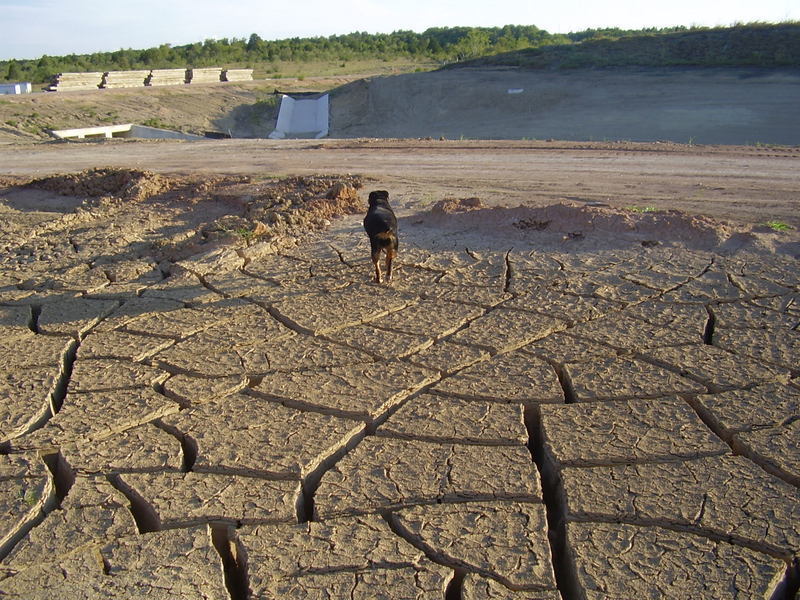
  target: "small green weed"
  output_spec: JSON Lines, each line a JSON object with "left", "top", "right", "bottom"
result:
{"left": 22, "top": 488, "right": 39, "bottom": 506}
{"left": 626, "top": 205, "right": 657, "bottom": 213}
{"left": 765, "top": 220, "right": 792, "bottom": 232}
{"left": 234, "top": 227, "right": 256, "bottom": 244}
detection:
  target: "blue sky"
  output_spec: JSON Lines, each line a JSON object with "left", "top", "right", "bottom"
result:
{"left": 2, "top": 0, "right": 798, "bottom": 60}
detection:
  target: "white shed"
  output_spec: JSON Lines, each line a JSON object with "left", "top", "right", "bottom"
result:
{"left": 0, "top": 82, "right": 32, "bottom": 95}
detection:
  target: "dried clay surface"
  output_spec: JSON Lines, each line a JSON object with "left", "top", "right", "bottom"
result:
{"left": 0, "top": 156, "right": 798, "bottom": 600}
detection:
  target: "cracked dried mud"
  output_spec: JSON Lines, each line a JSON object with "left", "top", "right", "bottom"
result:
{"left": 0, "top": 139, "right": 798, "bottom": 599}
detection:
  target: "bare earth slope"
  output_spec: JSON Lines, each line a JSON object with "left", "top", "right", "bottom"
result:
{"left": 3, "top": 67, "right": 799, "bottom": 145}
{"left": 329, "top": 67, "right": 800, "bottom": 144}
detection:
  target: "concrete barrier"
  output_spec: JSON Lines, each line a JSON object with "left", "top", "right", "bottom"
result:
{"left": 49, "top": 123, "right": 205, "bottom": 140}
{"left": 44, "top": 67, "right": 255, "bottom": 92}
{"left": 222, "top": 69, "right": 253, "bottom": 82}
{"left": 46, "top": 72, "right": 104, "bottom": 92}
{"left": 269, "top": 93, "right": 329, "bottom": 139}
{"left": 49, "top": 124, "right": 135, "bottom": 139}
{"left": 187, "top": 67, "right": 223, "bottom": 84}
{"left": 101, "top": 70, "right": 150, "bottom": 89}
{"left": 146, "top": 69, "right": 188, "bottom": 86}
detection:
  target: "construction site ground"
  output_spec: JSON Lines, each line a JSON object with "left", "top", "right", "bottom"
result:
{"left": 0, "top": 136, "right": 798, "bottom": 598}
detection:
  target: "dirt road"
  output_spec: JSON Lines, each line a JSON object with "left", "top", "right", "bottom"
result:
{"left": 1, "top": 138, "right": 799, "bottom": 228}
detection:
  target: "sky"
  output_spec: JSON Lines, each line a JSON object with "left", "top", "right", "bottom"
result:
{"left": 2, "top": 0, "right": 798, "bottom": 61}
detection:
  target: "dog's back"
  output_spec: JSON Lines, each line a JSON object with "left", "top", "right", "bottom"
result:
{"left": 364, "top": 190, "right": 398, "bottom": 249}
{"left": 364, "top": 190, "right": 398, "bottom": 282}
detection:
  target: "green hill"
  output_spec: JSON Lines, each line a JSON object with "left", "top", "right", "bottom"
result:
{"left": 454, "top": 23, "right": 800, "bottom": 69}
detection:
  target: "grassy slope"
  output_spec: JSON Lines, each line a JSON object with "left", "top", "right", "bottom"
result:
{"left": 454, "top": 23, "right": 800, "bottom": 69}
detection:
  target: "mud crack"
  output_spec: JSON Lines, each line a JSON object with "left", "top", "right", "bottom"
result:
{"left": 523, "top": 405, "right": 583, "bottom": 600}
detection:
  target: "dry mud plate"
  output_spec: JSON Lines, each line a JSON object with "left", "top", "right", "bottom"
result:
{"left": 0, "top": 161, "right": 798, "bottom": 599}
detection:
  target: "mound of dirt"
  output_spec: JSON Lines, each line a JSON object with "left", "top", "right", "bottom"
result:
{"left": 27, "top": 168, "right": 175, "bottom": 203}
{"left": 4, "top": 169, "right": 368, "bottom": 271}
{"left": 510, "top": 203, "right": 733, "bottom": 245}
{"left": 431, "top": 197, "right": 484, "bottom": 214}
{"left": 420, "top": 200, "right": 790, "bottom": 253}
{"left": 196, "top": 174, "right": 365, "bottom": 248}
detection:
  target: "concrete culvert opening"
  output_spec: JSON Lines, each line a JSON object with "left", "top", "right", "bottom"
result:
{"left": 269, "top": 92, "right": 330, "bottom": 139}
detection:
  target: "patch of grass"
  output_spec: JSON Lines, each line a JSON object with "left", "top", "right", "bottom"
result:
{"left": 141, "top": 117, "right": 173, "bottom": 130}
{"left": 22, "top": 488, "right": 39, "bottom": 507}
{"left": 626, "top": 205, "right": 658, "bottom": 213}
{"left": 254, "top": 97, "right": 279, "bottom": 109}
{"left": 233, "top": 227, "right": 257, "bottom": 244}
{"left": 765, "top": 220, "right": 793, "bottom": 231}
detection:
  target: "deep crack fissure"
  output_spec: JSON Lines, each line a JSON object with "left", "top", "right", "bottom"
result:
{"left": 106, "top": 474, "right": 161, "bottom": 534}
{"left": 210, "top": 523, "right": 249, "bottom": 600}
{"left": 523, "top": 404, "right": 585, "bottom": 600}
{"left": 41, "top": 451, "right": 76, "bottom": 505}
{"left": 703, "top": 304, "right": 716, "bottom": 345}
{"left": 28, "top": 304, "right": 41, "bottom": 334}
{"left": 772, "top": 559, "right": 800, "bottom": 600}
{"left": 552, "top": 362, "right": 578, "bottom": 404}
{"left": 503, "top": 249, "right": 513, "bottom": 294}
{"left": 152, "top": 419, "right": 198, "bottom": 473}
{"left": 444, "top": 568, "right": 466, "bottom": 600}
{"left": 296, "top": 427, "right": 367, "bottom": 524}
{"left": 0, "top": 454, "right": 62, "bottom": 562}
{"left": 48, "top": 338, "right": 79, "bottom": 420}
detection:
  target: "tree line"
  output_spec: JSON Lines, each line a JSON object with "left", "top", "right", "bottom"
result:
{"left": 3, "top": 23, "right": 797, "bottom": 83}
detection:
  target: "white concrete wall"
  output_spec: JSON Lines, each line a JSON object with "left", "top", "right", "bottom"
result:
{"left": 50, "top": 123, "right": 205, "bottom": 140}
{"left": 269, "top": 94, "right": 329, "bottom": 139}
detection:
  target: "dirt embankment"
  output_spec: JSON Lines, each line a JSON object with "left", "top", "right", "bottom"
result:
{"left": 329, "top": 67, "right": 800, "bottom": 144}
{"left": 3, "top": 67, "right": 799, "bottom": 145}
{"left": 0, "top": 77, "right": 356, "bottom": 142}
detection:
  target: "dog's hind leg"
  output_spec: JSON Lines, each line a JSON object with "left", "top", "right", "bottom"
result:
{"left": 385, "top": 247, "right": 396, "bottom": 282}
{"left": 371, "top": 248, "right": 383, "bottom": 283}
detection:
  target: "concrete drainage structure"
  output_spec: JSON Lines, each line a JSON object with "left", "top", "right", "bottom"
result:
{"left": 49, "top": 124, "right": 205, "bottom": 141}
{"left": 269, "top": 93, "right": 330, "bottom": 139}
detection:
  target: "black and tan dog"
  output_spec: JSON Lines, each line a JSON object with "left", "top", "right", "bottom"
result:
{"left": 363, "top": 190, "right": 398, "bottom": 283}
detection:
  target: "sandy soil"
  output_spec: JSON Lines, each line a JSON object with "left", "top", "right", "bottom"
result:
{"left": 0, "top": 138, "right": 798, "bottom": 235}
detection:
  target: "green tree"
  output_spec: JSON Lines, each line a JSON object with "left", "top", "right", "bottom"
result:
{"left": 247, "top": 33, "right": 265, "bottom": 54}
{"left": 451, "top": 29, "right": 491, "bottom": 60}
{"left": 6, "top": 59, "right": 21, "bottom": 81}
